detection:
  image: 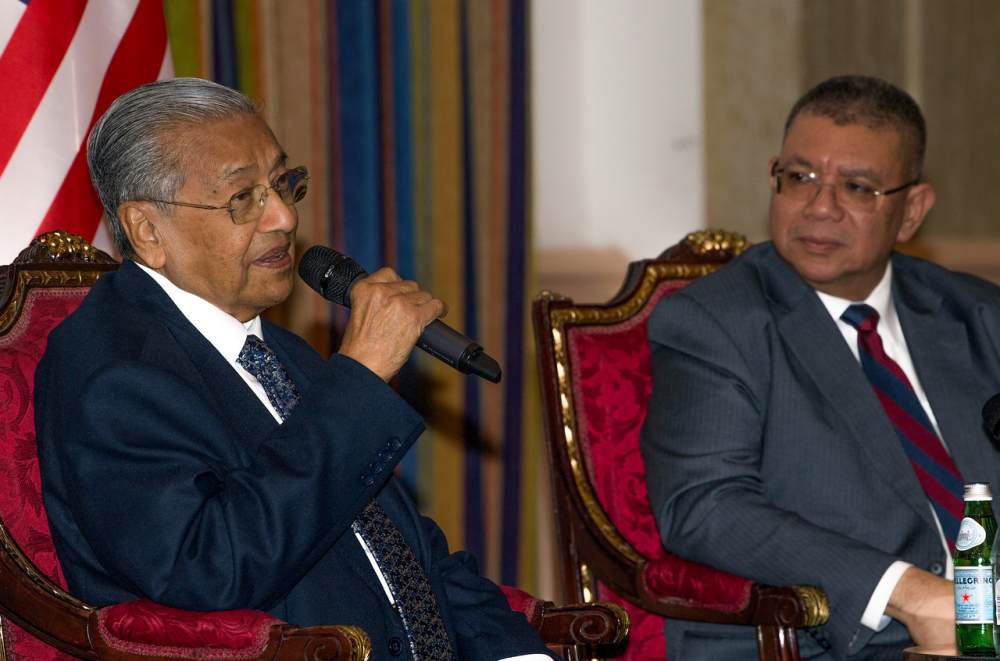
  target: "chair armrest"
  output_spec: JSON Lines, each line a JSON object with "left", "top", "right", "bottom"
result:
{"left": 501, "top": 584, "right": 629, "bottom": 648}
{"left": 536, "top": 602, "right": 629, "bottom": 648}
{"left": 752, "top": 584, "right": 829, "bottom": 629}
{"left": 640, "top": 554, "right": 829, "bottom": 628}
{"left": 88, "top": 599, "right": 372, "bottom": 661}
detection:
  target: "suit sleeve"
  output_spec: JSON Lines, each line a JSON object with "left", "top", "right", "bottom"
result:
{"left": 396, "top": 485, "right": 555, "bottom": 660}
{"left": 432, "top": 538, "right": 556, "bottom": 659}
{"left": 40, "top": 348, "right": 423, "bottom": 613}
{"left": 639, "top": 292, "right": 899, "bottom": 657}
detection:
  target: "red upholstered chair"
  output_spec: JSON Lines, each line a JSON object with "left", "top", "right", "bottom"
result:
{"left": 0, "top": 231, "right": 625, "bottom": 661}
{"left": 532, "top": 230, "right": 830, "bottom": 661}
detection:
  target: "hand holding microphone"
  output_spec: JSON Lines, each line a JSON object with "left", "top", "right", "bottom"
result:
{"left": 299, "top": 246, "right": 502, "bottom": 383}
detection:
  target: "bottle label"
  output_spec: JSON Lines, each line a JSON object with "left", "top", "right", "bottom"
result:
{"left": 957, "top": 517, "right": 988, "bottom": 551}
{"left": 955, "top": 566, "right": 995, "bottom": 624}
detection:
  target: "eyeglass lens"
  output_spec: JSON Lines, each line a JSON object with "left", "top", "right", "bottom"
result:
{"left": 232, "top": 167, "right": 309, "bottom": 225}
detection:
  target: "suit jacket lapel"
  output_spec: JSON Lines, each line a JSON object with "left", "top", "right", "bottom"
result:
{"left": 263, "top": 321, "right": 315, "bottom": 396}
{"left": 894, "top": 261, "right": 995, "bottom": 484}
{"left": 113, "top": 261, "right": 279, "bottom": 448}
{"left": 757, "top": 248, "right": 937, "bottom": 527}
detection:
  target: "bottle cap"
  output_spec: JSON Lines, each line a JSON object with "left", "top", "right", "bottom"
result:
{"left": 963, "top": 483, "right": 993, "bottom": 501}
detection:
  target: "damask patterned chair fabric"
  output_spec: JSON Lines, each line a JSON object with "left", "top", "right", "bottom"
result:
{"left": 533, "top": 230, "right": 829, "bottom": 661}
{"left": 0, "top": 285, "right": 85, "bottom": 661}
{"left": 565, "top": 280, "right": 754, "bottom": 660}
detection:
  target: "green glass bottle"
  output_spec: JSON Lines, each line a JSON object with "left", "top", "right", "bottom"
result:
{"left": 955, "top": 483, "right": 998, "bottom": 656}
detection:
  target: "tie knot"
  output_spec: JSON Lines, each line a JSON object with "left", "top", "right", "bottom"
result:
{"left": 841, "top": 303, "right": 879, "bottom": 333}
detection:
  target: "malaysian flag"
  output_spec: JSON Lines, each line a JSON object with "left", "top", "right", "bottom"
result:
{"left": 0, "top": 0, "right": 171, "bottom": 263}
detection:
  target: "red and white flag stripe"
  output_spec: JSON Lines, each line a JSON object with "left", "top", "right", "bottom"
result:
{"left": 0, "top": 0, "right": 171, "bottom": 263}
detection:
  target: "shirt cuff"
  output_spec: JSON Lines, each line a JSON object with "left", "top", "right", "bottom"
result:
{"left": 861, "top": 560, "right": 912, "bottom": 631}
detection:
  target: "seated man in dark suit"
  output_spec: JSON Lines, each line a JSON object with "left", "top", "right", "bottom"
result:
{"left": 35, "top": 77, "right": 552, "bottom": 661}
{"left": 640, "top": 74, "right": 1000, "bottom": 660}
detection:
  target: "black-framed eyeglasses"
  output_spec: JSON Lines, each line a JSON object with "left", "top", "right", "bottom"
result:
{"left": 143, "top": 166, "right": 309, "bottom": 225}
{"left": 771, "top": 162, "right": 917, "bottom": 213}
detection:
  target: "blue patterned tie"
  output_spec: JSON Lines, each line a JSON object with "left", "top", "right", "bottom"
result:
{"left": 236, "top": 335, "right": 455, "bottom": 660}
{"left": 237, "top": 335, "right": 301, "bottom": 420}
{"left": 841, "top": 304, "right": 965, "bottom": 548}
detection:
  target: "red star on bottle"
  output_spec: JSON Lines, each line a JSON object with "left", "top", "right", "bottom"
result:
{"left": 963, "top": 593, "right": 971, "bottom": 602}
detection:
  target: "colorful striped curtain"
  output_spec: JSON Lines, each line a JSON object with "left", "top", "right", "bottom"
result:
{"left": 162, "top": 0, "right": 550, "bottom": 596}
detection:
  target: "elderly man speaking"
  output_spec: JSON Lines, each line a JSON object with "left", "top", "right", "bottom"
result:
{"left": 34, "top": 78, "right": 552, "bottom": 661}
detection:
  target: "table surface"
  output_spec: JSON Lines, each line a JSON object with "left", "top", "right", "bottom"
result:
{"left": 904, "top": 646, "right": 999, "bottom": 660}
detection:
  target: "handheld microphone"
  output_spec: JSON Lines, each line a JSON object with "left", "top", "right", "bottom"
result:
{"left": 298, "top": 245, "right": 502, "bottom": 383}
{"left": 983, "top": 393, "right": 1000, "bottom": 443}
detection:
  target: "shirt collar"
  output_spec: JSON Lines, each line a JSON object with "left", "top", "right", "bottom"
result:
{"left": 135, "top": 262, "right": 263, "bottom": 363}
{"left": 815, "top": 262, "right": 895, "bottom": 326}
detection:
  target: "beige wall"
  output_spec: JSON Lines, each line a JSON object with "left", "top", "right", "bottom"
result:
{"left": 705, "top": 0, "right": 1000, "bottom": 251}
{"left": 703, "top": 0, "right": 801, "bottom": 241}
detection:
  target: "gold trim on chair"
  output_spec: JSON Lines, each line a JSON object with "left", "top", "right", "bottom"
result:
{"left": 548, "top": 261, "right": 729, "bottom": 565}
{"left": 684, "top": 229, "right": 748, "bottom": 255}
{"left": 578, "top": 562, "right": 595, "bottom": 603}
{"left": 25, "top": 231, "right": 114, "bottom": 264}
{"left": 0, "top": 522, "right": 90, "bottom": 611}
{"left": 341, "top": 625, "right": 372, "bottom": 661}
{"left": 0, "top": 232, "right": 115, "bottom": 335}
{"left": 0, "top": 615, "right": 7, "bottom": 661}
{"left": 792, "top": 586, "right": 830, "bottom": 628}
{"left": 0, "top": 268, "right": 109, "bottom": 334}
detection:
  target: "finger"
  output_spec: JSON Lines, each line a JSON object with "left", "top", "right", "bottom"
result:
{"left": 363, "top": 266, "right": 402, "bottom": 284}
{"left": 350, "top": 277, "right": 419, "bottom": 308}
{"left": 420, "top": 298, "right": 447, "bottom": 323}
{"left": 398, "top": 290, "right": 431, "bottom": 306}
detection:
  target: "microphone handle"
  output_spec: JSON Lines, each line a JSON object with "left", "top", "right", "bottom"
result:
{"left": 333, "top": 272, "right": 502, "bottom": 383}
{"left": 417, "top": 321, "right": 501, "bottom": 383}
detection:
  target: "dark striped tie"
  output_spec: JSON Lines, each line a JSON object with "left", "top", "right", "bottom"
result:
{"left": 237, "top": 335, "right": 456, "bottom": 659}
{"left": 841, "top": 304, "right": 964, "bottom": 548}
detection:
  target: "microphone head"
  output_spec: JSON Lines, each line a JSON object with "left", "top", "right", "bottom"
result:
{"left": 298, "top": 245, "right": 367, "bottom": 306}
{"left": 984, "top": 393, "right": 1000, "bottom": 444}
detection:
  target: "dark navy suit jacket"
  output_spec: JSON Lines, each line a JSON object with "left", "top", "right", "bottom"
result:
{"left": 640, "top": 243, "right": 1000, "bottom": 661}
{"left": 35, "top": 260, "right": 549, "bottom": 660}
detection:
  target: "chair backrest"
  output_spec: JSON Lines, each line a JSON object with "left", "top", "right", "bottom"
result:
{"left": 0, "top": 231, "right": 118, "bottom": 660}
{"left": 533, "top": 230, "right": 751, "bottom": 660}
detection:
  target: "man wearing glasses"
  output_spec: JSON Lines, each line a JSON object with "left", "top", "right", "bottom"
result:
{"left": 641, "top": 75, "right": 1000, "bottom": 660}
{"left": 35, "top": 78, "right": 552, "bottom": 661}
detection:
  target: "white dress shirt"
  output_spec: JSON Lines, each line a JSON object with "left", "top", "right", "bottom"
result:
{"left": 815, "top": 263, "right": 953, "bottom": 632}
{"left": 137, "top": 264, "right": 548, "bottom": 660}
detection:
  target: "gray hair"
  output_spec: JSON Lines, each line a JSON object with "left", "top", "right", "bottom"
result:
{"left": 87, "top": 77, "right": 259, "bottom": 258}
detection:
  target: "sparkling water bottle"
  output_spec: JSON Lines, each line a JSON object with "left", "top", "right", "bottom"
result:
{"left": 955, "top": 483, "right": 997, "bottom": 656}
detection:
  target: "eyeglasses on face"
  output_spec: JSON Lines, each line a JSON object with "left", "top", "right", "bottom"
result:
{"left": 771, "top": 162, "right": 917, "bottom": 213}
{"left": 142, "top": 166, "right": 310, "bottom": 225}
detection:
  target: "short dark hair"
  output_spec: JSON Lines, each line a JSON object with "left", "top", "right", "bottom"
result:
{"left": 783, "top": 75, "right": 926, "bottom": 180}
{"left": 87, "top": 78, "right": 259, "bottom": 258}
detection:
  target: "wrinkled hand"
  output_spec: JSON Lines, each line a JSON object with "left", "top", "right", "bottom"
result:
{"left": 337, "top": 267, "right": 447, "bottom": 381}
{"left": 885, "top": 566, "right": 955, "bottom": 648}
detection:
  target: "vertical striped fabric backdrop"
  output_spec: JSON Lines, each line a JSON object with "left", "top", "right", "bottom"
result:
{"left": 163, "top": 0, "right": 551, "bottom": 596}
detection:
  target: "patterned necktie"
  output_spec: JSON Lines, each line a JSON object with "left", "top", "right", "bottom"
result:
{"left": 237, "top": 335, "right": 301, "bottom": 420}
{"left": 841, "top": 304, "right": 965, "bottom": 548}
{"left": 236, "top": 335, "right": 455, "bottom": 660}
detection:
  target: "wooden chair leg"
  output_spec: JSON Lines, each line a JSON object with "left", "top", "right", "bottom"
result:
{"left": 757, "top": 624, "right": 801, "bottom": 661}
